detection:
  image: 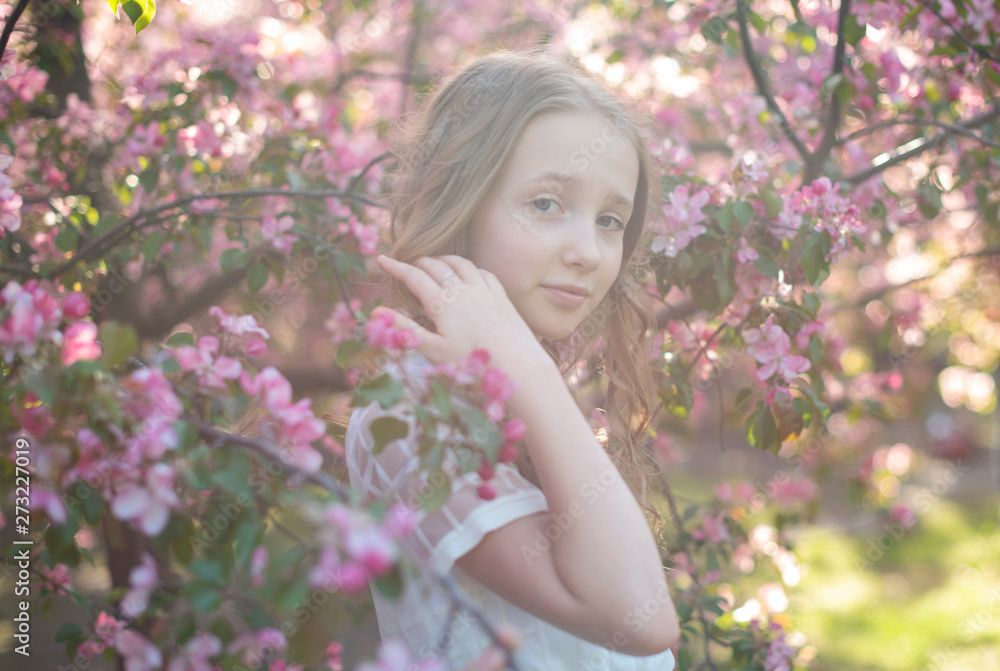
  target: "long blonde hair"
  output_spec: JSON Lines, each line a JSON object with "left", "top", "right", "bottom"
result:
{"left": 383, "top": 49, "right": 666, "bottom": 537}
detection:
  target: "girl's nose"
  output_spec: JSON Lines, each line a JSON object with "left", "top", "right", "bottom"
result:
{"left": 561, "top": 214, "right": 602, "bottom": 270}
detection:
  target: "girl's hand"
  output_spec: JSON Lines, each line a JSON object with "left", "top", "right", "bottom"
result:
{"left": 374, "top": 254, "right": 542, "bottom": 366}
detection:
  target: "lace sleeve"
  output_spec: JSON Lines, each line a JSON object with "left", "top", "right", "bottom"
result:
{"left": 345, "top": 398, "right": 549, "bottom": 575}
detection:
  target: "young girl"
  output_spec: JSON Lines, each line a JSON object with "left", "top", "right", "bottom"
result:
{"left": 345, "top": 50, "right": 679, "bottom": 670}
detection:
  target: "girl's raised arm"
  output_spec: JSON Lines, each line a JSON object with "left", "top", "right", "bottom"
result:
{"left": 374, "top": 253, "right": 680, "bottom": 656}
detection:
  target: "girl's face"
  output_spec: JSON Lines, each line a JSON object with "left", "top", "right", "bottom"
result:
{"left": 467, "top": 109, "right": 639, "bottom": 341}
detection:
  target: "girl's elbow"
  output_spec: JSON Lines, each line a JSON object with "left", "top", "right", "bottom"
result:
{"left": 630, "top": 609, "right": 680, "bottom": 657}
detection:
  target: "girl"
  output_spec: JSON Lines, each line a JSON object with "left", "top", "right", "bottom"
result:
{"left": 345, "top": 50, "right": 679, "bottom": 670}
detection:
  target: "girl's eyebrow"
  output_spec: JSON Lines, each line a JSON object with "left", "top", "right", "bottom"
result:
{"left": 524, "top": 171, "right": 633, "bottom": 209}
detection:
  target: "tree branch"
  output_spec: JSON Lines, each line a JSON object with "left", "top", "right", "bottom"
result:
{"left": 47, "top": 187, "right": 383, "bottom": 279}
{"left": 734, "top": 0, "right": 813, "bottom": 164}
{"left": 916, "top": 0, "right": 1000, "bottom": 65}
{"left": 807, "top": 0, "right": 853, "bottom": 183}
{"left": 838, "top": 116, "right": 1000, "bottom": 151}
{"left": 843, "top": 106, "right": 1000, "bottom": 185}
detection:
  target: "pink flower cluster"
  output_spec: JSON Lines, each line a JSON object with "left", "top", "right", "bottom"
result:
{"left": 742, "top": 316, "right": 811, "bottom": 384}
{"left": 0, "top": 151, "right": 22, "bottom": 237}
{"left": 308, "top": 502, "right": 417, "bottom": 594}
{"left": 324, "top": 297, "right": 362, "bottom": 345}
{"left": 227, "top": 629, "right": 287, "bottom": 669}
{"left": 174, "top": 335, "right": 242, "bottom": 389}
{"left": 651, "top": 185, "right": 710, "bottom": 258}
{"left": 365, "top": 309, "right": 420, "bottom": 351}
{"left": 773, "top": 177, "right": 866, "bottom": 262}
{"left": 208, "top": 305, "right": 270, "bottom": 356}
{"left": 763, "top": 630, "right": 797, "bottom": 671}
{"left": 239, "top": 366, "right": 328, "bottom": 472}
{"left": 0, "top": 280, "right": 62, "bottom": 364}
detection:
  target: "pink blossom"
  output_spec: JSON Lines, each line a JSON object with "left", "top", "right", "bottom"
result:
{"left": 63, "top": 291, "right": 91, "bottom": 319}
{"left": 227, "top": 629, "right": 287, "bottom": 668}
{"left": 125, "top": 121, "right": 167, "bottom": 168}
{"left": 0, "top": 281, "right": 50, "bottom": 363}
{"left": 268, "top": 662, "right": 304, "bottom": 671}
{"left": 734, "top": 237, "right": 759, "bottom": 264}
{"left": 384, "top": 503, "right": 418, "bottom": 539}
{"left": 166, "top": 633, "right": 221, "bottom": 671}
{"left": 122, "top": 552, "right": 158, "bottom": 618}
{"left": 250, "top": 547, "right": 269, "bottom": 587}
{"left": 95, "top": 611, "right": 125, "bottom": 646}
{"left": 244, "top": 337, "right": 267, "bottom": 356}
{"left": 794, "top": 320, "right": 824, "bottom": 349}
{"left": 481, "top": 367, "right": 516, "bottom": 422}
{"left": 356, "top": 638, "right": 447, "bottom": 671}
{"left": 345, "top": 525, "right": 397, "bottom": 577}
{"left": 78, "top": 639, "right": 106, "bottom": 658}
{"left": 62, "top": 321, "right": 102, "bottom": 366}
{"left": 29, "top": 485, "right": 68, "bottom": 524}
{"left": 765, "top": 476, "right": 818, "bottom": 509}
{"left": 115, "top": 629, "right": 163, "bottom": 671}
{"left": 349, "top": 218, "right": 379, "bottom": 255}
{"left": 111, "top": 463, "right": 181, "bottom": 536}
{"left": 476, "top": 483, "right": 497, "bottom": 500}
{"left": 502, "top": 418, "right": 526, "bottom": 443}
{"left": 890, "top": 504, "right": 917, "bottom": 529}
{"left": 651, "top": 185, "right": 710, "bottom": 257}
{"left": 174, "top": 335, "right": 242, "bottom": 389}
{"left": 208, "top": 306, "right": 270, "bottom": 339}
{"left": 742, "top": 316, "right": 811, "bottom": 383}
{"left": 764, "top": 632, "right": 796, "bottom": 671}
{"left": 261, "top": 215, "right": 297, "bottom": 253}
{"left": 324, "top": 298, "right": 362, "bottom": 344}
{"left": 11, "top": 392, "right": 54, "bottom": 438}
{"left": 40, "top": 563, "right": 72, "bottom": 595}
{"left": 691, "top": 511, "right": 731, "bottom": 544}
{"left": 365, "top": 309, "right": 420, "bottom": 351}
{"left": 120, "top": 367, "right": 183, "bottom": 424}
{"left": 326, "top": 641, "right": 344, "bottom": 671}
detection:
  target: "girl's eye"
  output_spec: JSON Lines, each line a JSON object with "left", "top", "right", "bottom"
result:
{"left": 530, "top": 197, "right": 558, "bottom": 213}
{"left": 598, "top": 214, "right": 625, "bottom": 231}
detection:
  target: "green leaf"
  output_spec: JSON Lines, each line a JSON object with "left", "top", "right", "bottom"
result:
{"left": 55, "top": 622, "right": 83, "bottom": 643}
{"left": 121, "top": 0, "right": 155, "bottom": 33}
{"left": 753, "top": 252, "right": 781, "bottom": 279}
{"left": 373, "top": 564, "right": 404, "bottom": 599}
{"left": 234, "top": 520, "right": 262, "bottom": 569}
{"left": 702, "top": 15, "right": 729, "bottom": 44}
{"left": 139, "top": 160, "right": 160, "bottom": 192}
{"left": 54, "top": 227, "right": 79, "bottom": 253}
{"left": 735, "top": 387, "right": 754, "bottom": 408}
{"left": 370, "top": 416, "right": 409, "bottom": 454}
{"left": 677, "top": 646, "right": 693, "bottom": 671}
{"left": 429, "top": 379, "right": 452, "bottom": 417}
{"left": 185, "top": 582, "right": 221, "bottom": 612}
{"left": 247, "top": 262, "right": 269, "bottom": 294}
{"left": 219, "top": 248, "right": 250, "bottom": 275}
{"left": 802, "top": 230, "right": 832, "bottom": 285}
{"left": 351, "top": 373, "right": 405, "bottom": 409}
{"left": 715, "top": 254, "right": 736, "bottom": 309}
{"left": 165, "top": 331, "right": 195, "bottom": 348}
{"left": 422, "top": 468, "right": 451, "bottom": 512}
{"left": 842, "top": 15, "right": 865, "bottom": 46}
{"left": 106, "top": 0, "right": 121, "bottom": 15}
{"left": 716, "top": 205, "right": 734, "bottom": 235}
{"left": 733, "top": 200, "right": 754, "bottom": 226}
{"left": 456, "top": 404, "right": 502, "bottom": 463}
{"left": 750, "top": 405, "right": 778, "bottom": 451}
{"left": 189, "top": 558, "right": 226, "bottom": 586}
{"left": 143, "top": 232, "right": 166, "bottom": 264}
{"left": 212, "top": 450, "right": 253, "bottom": 498}
{"left": 99, "top": 321, "right": 139, "bottom": 368}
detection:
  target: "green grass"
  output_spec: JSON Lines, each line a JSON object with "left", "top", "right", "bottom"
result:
{"left": 788, "top": 499, "right": 1000, "bottom": 671}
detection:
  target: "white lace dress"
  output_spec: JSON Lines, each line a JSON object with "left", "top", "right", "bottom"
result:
{"left": 345, "top": 351, "right": 676, "bottom": 671}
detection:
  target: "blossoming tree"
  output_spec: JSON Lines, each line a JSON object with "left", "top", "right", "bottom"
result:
{"left": 1, "top": 1, "right": 998, "bottom": 670}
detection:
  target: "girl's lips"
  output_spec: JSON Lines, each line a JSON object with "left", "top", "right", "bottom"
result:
{"left": 542, "top": 286, "right": 586, "bottom": 307}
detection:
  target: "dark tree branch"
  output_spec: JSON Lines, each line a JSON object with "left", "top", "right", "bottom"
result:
{"left": 132, "top": 267, "right": 249, "bottom": 340}
{"left": 807, "top": 0, "right": 853, "bottom": 183}
{"left": 838, "top": 116, "right": 1000, "bottom": 151}
{"left": 47, "top": 187, "right": 383, "bottom": 279}
{"left": 843, "top": 106, "right": 1000, "bottom": 185}
{"left": 735, "top": 0, "right": 813, "bottom": 164}
{"left": 916, "top": 0, "right": 1000, "bottom": 65}
{"left": 0, "top": 0, "right": 30, "bottom": 60}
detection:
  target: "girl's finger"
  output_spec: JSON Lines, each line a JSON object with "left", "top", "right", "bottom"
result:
{"left": 434, "top": 254, "right": 483, "bottom": 284}
{"left": 413, "top": 255, "right": 464, "bottom": 285}
{"left": 377, "top": 255, "right": 450, "bottom": 310}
